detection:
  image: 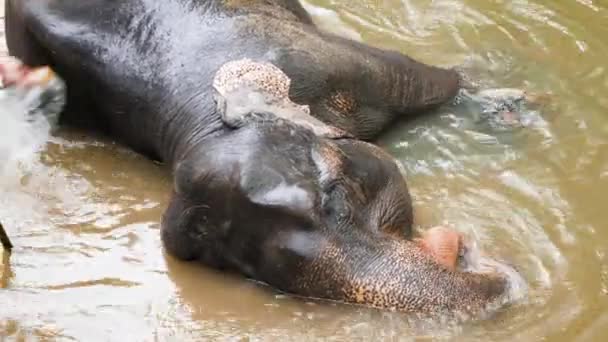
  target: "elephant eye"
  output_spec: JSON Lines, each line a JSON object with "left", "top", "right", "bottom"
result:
{"left": 320, "top": 184, "right": 351, "bottom": 227}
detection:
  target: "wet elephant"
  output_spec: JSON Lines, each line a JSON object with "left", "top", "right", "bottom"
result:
{"left": 4, "top": 0, "right": 525, "bottom": 314}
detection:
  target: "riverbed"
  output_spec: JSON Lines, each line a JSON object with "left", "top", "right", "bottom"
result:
{"left": 1, "top": 0, "right": 607, "bottom": 340}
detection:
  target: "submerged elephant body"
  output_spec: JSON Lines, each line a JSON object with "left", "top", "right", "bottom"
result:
{"left": 5, "top": 0, "right": 524, "bottom": 314}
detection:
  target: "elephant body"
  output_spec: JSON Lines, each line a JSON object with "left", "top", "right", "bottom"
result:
{"left": 5, "top": 0, "right": 524, "bottom": 314}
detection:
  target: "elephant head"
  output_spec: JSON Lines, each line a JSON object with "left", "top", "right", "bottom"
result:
{"left": 160, "top": 59, "right": 527, "bottom": 315}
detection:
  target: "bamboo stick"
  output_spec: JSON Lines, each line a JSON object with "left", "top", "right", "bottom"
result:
{"left": 0, "top": 220, "right": 12, "bottom": 250}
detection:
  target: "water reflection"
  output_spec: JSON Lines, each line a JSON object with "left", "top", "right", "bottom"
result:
{"left": 1, "top": 251, "right": 12, "bottom": 288}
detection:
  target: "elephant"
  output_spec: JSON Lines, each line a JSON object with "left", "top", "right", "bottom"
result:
{"left": 4, "top": 0, "right": 527, "bottom": 315}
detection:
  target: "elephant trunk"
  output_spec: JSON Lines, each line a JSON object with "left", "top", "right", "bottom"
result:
{"left": 294, "top": 234, "right": 523, "bottom": 314}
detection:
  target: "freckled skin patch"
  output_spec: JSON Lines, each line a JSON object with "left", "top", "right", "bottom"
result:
{"left": 214, "top": 59, "right": 292, "bottom": 104}
{"left": 310, "top": 244, "right": 504, "bottom": 313}
{"left": 327, "top": 90, "right": 358, "bottom": 116}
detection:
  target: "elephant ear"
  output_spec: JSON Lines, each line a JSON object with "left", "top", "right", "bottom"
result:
{"left": 212, "top": 58, "right": 351, "bottom": 139}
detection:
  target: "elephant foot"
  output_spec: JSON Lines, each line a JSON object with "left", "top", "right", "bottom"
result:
{"left": 454, "top": 86, "right": 551, "bottom": 133}
{"left": 0, "top": 56, "right": 66, "bottom": 128}
{"left": 212, "top": 58, "right": 351, "bottom": 139}
{"left": 453, "top": 67, "right": 551, "bottom": 133}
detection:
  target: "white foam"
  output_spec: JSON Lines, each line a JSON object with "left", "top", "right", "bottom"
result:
{"left": 0, "top": 88, "right": 53, "bottom": 186}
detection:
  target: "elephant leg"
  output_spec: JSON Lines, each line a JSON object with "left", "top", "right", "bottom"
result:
{"left": 265, "top": 32, "right": 462, "bottom": 141}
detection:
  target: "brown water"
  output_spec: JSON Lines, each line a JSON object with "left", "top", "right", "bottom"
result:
{"left": 1, "top": 0, "right": 608, "bottom": 340}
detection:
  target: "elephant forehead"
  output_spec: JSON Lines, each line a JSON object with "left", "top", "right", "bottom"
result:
{"left": 213, "top": 58, "right": 291, "bottom": 99}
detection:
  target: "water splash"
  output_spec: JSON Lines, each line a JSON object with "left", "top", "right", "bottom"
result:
{"left": 0, "top": 59, "right": 65, "bottom": 188}
{"left": 0, "top": 63, "right": 67, "bottom": 251}
{"left": 0, "top": 90, "right": 54, "bottom": 185}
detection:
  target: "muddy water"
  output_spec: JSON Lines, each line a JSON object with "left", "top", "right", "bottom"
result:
{"left": 1, "top": 0, "right": 608, "bottom": 340}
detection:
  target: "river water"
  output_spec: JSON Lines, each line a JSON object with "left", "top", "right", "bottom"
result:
{"left": 1, "top": 0, "right": 607, "bottom": 341}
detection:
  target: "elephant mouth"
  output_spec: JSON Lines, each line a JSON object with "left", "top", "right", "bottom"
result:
{"left": 412, "top": 225, "right": 528, "bottom": 306}
{"left": 415, "top": 225, "right": 466, "bottom": 271}
{"left": 456, "top": 233, "right": 528, "bottom": 304}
